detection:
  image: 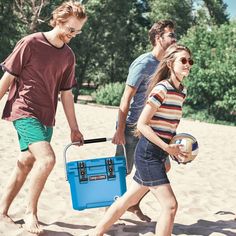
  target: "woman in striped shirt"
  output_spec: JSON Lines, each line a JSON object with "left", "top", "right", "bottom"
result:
{"left": 92, "top": 44, "right": 193, "bottom": 236}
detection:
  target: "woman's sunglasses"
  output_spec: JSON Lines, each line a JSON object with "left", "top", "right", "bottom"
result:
{"left": 180, "top": 57, "right": 194, "bottom": 66}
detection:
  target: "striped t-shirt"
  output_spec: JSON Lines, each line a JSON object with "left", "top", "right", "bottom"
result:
{"left": 147, "top": 80, "right": 187, "bottom": 140}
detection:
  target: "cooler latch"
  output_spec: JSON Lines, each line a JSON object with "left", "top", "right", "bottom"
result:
{"left": 106, "top": 159, "right": 115, "bottom": 179}
{"left": 78, "top": 161, "right": 88, "bottom": 182}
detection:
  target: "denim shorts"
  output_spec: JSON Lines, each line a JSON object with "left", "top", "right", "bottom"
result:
{"left": 13, "top": 118, "right": 53, "bottom": 151}
{"left": 133, "top": 136, "right": 170, "bottom": 187}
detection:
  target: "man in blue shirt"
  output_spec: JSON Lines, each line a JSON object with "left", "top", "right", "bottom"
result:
{"left": 112, "top": 20, "right": 176, "bottom": 221}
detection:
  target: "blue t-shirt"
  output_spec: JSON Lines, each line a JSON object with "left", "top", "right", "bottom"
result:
{"left": 126, "top": 52, "right": 160, "bottom": 124}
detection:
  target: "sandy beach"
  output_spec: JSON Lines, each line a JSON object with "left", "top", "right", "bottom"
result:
{"left": 0, "top": 94, "right": 236, "bottom": 236}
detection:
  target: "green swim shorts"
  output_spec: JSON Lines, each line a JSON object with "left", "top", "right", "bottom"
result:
{"left": 13, "top": 118, "right": 53, "bottom": 151}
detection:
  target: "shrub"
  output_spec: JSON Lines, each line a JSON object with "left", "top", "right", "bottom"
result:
{"left": 92, "top": 82, "right": 125, "bottom": 106}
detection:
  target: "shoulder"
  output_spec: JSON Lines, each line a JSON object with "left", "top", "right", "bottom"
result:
{"left": 11, "top": 33, "right": 41, "bottom": 54}
{"left": 20, "top": 32, "right": 43, "bottom": 44}
{"left": 154, "top": 80, "right": 169, "bottom": 92}
{"left": 130, "top": 52, "right": 157, "bottom": 68}
{"left": 149, "top": 81, "right": 169, "bottom": 98}
{"left": 15, "top": 33, "right": 44, "bottom": 51}
{"left": 160, "top": 81, "right": 187, "bottom": 98}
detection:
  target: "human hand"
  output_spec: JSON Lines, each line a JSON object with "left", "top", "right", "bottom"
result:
{"left": 112, "top": 130, "right": 126, "bottom": 145}
{"left": 165, "top": 144, "right": 189, "bottom": 163}
{"left": 70, "top": 129, "right": 84, "bottom": 146}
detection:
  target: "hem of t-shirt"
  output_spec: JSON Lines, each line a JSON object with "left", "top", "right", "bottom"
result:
{"left": 125, "top": 82, "right": 138, "bottom": 88}
{"left": 2, "top": 115, "right": 55, "bottom": 127}
{"left": 1, "top": 64, "right": 18, "bottom": 77}
{"left": 60, "top": 83, "right": 77, "bottom": 91}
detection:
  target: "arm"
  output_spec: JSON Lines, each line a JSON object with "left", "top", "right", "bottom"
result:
{"left": 0, "top": 72, "right": 15, "bottom": 100}
{"left": 137, "top": 102, "right": 183, "bottom": 158}
{"left": 112, "top": 85, "right": 137, "bottom": 145}
{"left": 60, "top": 89, "right": 83, "bottom": 145}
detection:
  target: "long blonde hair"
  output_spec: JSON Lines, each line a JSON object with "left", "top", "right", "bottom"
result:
{"left": 134, "top": 44, "right": 192, "bottom": 138}
{"left": 147, "top": 44, "right": 192, "bottom": 96}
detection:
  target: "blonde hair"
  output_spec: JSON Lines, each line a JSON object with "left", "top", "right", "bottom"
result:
{"left": 50, "top": 1, "right": 87, "bottom": 27}
{"left": 147, "top": 44, "right": 192, "bottom": 96}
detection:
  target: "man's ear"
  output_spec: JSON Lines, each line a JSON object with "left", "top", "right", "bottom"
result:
{"left": 155, "top": 35, "right": 160, "bottom": 44}
{"left": 56, "top": 19, "right": 62, "bottom": 26}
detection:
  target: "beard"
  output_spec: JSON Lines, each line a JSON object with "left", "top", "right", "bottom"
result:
{"left": 58, "top": 33, "right": 71, "bottom": 44}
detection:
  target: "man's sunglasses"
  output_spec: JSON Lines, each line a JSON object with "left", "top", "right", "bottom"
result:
{"left": 180, "top": 57, "right": 194, "bottom": 66}
{"left": 65, "top": 25, "right": 82, "bottom": 35}
{"left": 168, "top": 32, "right": 177, "bottom": 39}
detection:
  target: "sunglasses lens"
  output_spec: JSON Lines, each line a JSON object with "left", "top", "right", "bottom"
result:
{"left": 181, "top": 57, "right": 194, "bottom": 65}
{"left": 181, "top": 58, "right": 187, "bottom": 64}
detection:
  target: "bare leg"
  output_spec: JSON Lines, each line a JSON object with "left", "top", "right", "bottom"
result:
{"left": 127, "top": 162, "right": 171, "bottom": 222}
{"left": 23, "top": 141, "right": 55, "bottom": 234}
{"left": 92, "top": 181, "right": 149, "bottom": 236}
{"left": 150, "top": 184, "right": 177, "bottom": 236}
{"left": 127, "top": 191, "right": 151, "bottom": 222}
{"left": 0, "top": 151, "right": 35, "bottom": 225}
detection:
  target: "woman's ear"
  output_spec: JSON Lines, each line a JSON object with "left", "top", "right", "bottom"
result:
{"left": 166, "top": 61, "right": 172, "bottom": 69}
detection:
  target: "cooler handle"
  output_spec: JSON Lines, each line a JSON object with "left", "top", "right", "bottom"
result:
{"left": 63, "top": 137, "right": 127, "bottom": 181}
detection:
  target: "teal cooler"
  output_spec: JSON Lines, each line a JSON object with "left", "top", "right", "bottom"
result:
{"left": 64, "top": 138, "right": 127, "bottom": 211}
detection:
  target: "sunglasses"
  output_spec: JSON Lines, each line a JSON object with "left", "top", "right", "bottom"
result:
{"left": 65, "top": 25, "right": 82, "bottom": 35}
{"left": 168, "top": 32, "right": 177, "bottom": 39}
{"left": 180, "top": 57, "right": 194, "bottom": 66}
{"left": 162, "top": 32, "right": 177, "bottom": 39}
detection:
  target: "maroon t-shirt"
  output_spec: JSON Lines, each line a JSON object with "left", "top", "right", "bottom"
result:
{"left": 1, "top": 32, "right": 76, "bottom": 126}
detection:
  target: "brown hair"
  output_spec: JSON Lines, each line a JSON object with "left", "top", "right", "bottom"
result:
{"left": 149, "top": 20, "right": 175, "bottom": 46}
{"left": 147, "top": 44, "right": 192, "bottom": 96}
{"left": 50, "top": 1, "right": 87, "bottom": 27}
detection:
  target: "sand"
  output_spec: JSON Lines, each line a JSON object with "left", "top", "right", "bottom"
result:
{"left": 0, "top": 95, "right": 236, "bottom": 236}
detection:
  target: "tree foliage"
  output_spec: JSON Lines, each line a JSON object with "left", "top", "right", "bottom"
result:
{"left": 0, "top": 0, "right": 22, "bottom": 70}
{"left": 69, "top": 0, "right": 151, "bottom": 89}
{"left": 202, "top": 0, "right": 229, "bottom": 25}
{"left": 193, "top": 0, "right": 229, "bottom": 26}
{"left": 181, "top": 21, "right": 236, "bottom": 122}
{"left": 14, "top": 0, "right": 50, "bottom": 33}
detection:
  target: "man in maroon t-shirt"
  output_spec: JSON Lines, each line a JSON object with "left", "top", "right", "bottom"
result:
{"left": 0, "top": 1, "right": 87, "bottom": 234}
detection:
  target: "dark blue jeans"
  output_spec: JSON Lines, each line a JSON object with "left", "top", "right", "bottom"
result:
{"left": 115, "top": 124, "right": 139, "bottom": 174}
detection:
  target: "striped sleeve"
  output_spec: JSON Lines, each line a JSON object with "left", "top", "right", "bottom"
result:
{"left": 147, "top": 84, "right": 167, "bottom": 108}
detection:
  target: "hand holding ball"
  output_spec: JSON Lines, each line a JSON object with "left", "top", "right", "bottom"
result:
{"left": 169, "top": 133, "right": 199, "bottom": 164}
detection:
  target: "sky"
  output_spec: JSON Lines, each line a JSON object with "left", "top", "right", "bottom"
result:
{"left": 224, "top": 0, "right": 236, "bottom": 19}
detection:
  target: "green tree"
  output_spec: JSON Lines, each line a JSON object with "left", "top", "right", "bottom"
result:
{"left": 0, "top": 0, "right": 21, "bottom": 70}
{"left": 181, "top": 21, "right": 236, "bottom": 123}
{"left": 193, "top": 0, "right": 229, "bottom": 26}
{"left": 13, "top": 0, "right": 53, "bottom": 33}
{"left": 70, "top": 0, "right": 151, "bottom": 90}
{"left": 202, "top": 0, "right": 229, "bottom": 25}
